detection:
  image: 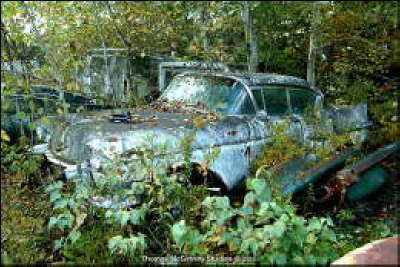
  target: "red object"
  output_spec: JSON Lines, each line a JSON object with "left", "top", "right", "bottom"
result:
{"left": 332, "top": 237, "right": 399, "bottom": 265}
{"left": 376, "top": 211, "right": 388, "bottom": 217}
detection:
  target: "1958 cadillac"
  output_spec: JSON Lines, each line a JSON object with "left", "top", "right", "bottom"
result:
{"left": 34, "top": 71, "right": 371, "bottom": 198}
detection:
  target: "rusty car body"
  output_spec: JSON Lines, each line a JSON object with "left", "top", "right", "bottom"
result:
{"left": 33, "top": 71, "right": 371, "bottom": 198}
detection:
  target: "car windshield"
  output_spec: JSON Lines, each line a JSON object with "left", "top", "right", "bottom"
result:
{"left": 160, "top": 75, "right": 236, "bottom": 112}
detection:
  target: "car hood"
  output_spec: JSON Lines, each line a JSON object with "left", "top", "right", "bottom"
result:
{"left": 40, "top": 104, "right": 225, "bottom": 164}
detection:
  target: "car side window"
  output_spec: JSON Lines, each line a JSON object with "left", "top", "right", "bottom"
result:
{"left": 252, "top": 87, "right": 289, "bottom": 116}
{"left": 289, "top": 88, "right": 317, "bottom": 115}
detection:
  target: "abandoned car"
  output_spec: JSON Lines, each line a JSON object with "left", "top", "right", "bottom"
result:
{"left": 1, "top": 85, "right": 101, "bottom": 141}
{"left": 33, "top": 71, "right": 371, "bottom": 204}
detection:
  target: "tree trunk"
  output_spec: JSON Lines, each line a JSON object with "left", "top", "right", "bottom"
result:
{"left": 392, "top": 1, "right": 399, "bottom": 73}
{"left": 20, "top": 2, "right": 63, "bottom": 90}
{"left": 307, "top": 2, "right": 320, "bottom": 88}
{"left": 200, "top": 3, "right": 209, "bottom": 57}
{"left": 242, "top": 1, "right": 258, "bottom": 72}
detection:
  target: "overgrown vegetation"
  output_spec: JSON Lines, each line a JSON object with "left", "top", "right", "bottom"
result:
{"left": 1, "top": 186, "right": 52, "bottom": 264}
{"left": 28, "top": 139, "right": 341, "bottom": 264}
{"left": 2, "top": 118, "right": 398, "bottom": 264}
{"left": 1, "top": 136, "right": 44, "bottom": 186}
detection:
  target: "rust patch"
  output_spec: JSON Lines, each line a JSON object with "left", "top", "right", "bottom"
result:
{"left": 319, "top": 170, "right": 359, "bottom": 206}
{"left": 107, "top": 137, "right": 119, "bottom": 142}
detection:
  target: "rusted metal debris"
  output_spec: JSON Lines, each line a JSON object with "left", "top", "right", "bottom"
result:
{"left": 317, "top": 142, "right": 400, "bottom": 205}
{"left": 266, "top": 150, "right": 360, "bottom": 196}
{"left": 318, "top": 171, "right": 359, "bottom": 206}
{"left": 340, "top": 141, "right": 400, "bottom": 177}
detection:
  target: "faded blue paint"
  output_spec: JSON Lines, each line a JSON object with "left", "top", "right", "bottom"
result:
{"left": 34, "top": 72, "right": 371, "bottom": 192}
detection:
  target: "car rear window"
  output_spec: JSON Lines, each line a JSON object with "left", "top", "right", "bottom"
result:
{"left": 289, "top": 89, "right": 317, "bottom": 115}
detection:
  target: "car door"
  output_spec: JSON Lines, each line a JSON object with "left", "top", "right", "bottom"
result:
{"left": 187, "top": 79, "right": 257, "bottom": 190}
{"left": 326, "top": 103, "right": 371, "bottom": 147}
{"left": 246, "top": 85, "right": 317, "bottom": 160}
{"left": 287, "top": 87, "right": 322, "bottom": 144}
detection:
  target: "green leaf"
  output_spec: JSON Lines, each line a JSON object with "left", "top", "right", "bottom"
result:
{"left": 57, "top": 212, "right": 75, "bottom": 230}
{"left": 240, "top": 238, "right": 258, "bottom": 256}
{"left": 186, "top": 229, "right": 203, "bottom": 250}
{"left": 1, "top": 130, "right": 10, "bottom": 143}
{"left": 45, "top": 181, "right": 64, "bottom": 193}
{"left": 305, "top": 255, "right": 317, "bottom": 265}
{"left": 256, "top": 202, "right": 274, "bottom": 223}
{"left": 215, "top": 196, "right": 231, "bottom": 209}
{"left": 273, "top": 254, "right": 288, "bottom": 265}
{"left": 171, "top": 220, "right": 187, "bottom": 249}
{"left": 68, "top": 230, "right": 81, "bottom": 244}
{"left": 326, "top": 217, "right": 334, "bottom": 227}
{"left": 243, "top": 192, "right": 257, "bottom": 208}
{"left": 293, "top": 225, "right": 308, "bottom": 241}
{"left": 53, "top": 239, "right": 64, "bottom": 250}
{"left": 249, "top": 179, "right": 271, "bottom": 203}
{"left": 48, "top": 217, "right": 59, "bottom": 230}
{"left": 238, "top": 207, "right": 253, "bottom": 217}
{"left": 130, "top": 182, "right": 145, "bottom": 194}
{"left": 306, "top": 232, "right": 317, "bottom": 244}
{"left": 307, "top": 218, "right": 322, "bottom": 232}
{"left": 28, "top": 122, "right": 36, "bottom": 131}
{"left": 291, "top": 255, "right": 306, "bottom": 264}
{"left": 50, "top": 191, "right": 62, "bottom": 202}
{"left": 214, "top": 209, "right": 235, "bottom": 226}
{"left": 118, "top": 210, "right": 130, "bottom": 227}
{"left": 37, "top": 107, "right": 45, "bottom": 114}
{"left": 220, "top": 232, "right": 241, "bottom": 251}
{"left": 75, "top": 183, "right": 89, "bottom": 199}
{"left": 39, "top": 117, "right": 50, "bottom": 126}
{"left": 129, "top": 208, "right": 145, "bottom": 225}
{"left": 128, "top": 233, "right": 147, "bottom": 254}
{"left": 264, "top": 219, "right": 286, "bottom": 239}
{"left": 105, "top": 210, "right": 113, "bottom": 218}
{"left": 201, "top": 196, "right": 211, "bottom": 207}
{"left": 107, "top": 235, "right": 123, "bottom": 253}
{"left": 320, "top": 229, "right": 336, "bottom": 242}
{"left": 16, "top": 112, "right": 26, "bottom": 120}
{"left": 67, "top": 199, "right": 77, "bottom": 208}
{"left": 237, "top": 217, "right": 250, "bottom": 233}
{"left": 53, "top": 198, "right": 68, "bottom": 210}
{"left": 201, "top": 196, "right": 230, "bottom": 209}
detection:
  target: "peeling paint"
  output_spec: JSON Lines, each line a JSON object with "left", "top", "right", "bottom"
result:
{"left": 34, "top": 71, "right": 371, "bottom": 192}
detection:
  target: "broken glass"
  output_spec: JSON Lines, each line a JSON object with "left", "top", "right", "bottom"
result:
{"left": 161, "top": 75, "right": 236, "bottom": 112}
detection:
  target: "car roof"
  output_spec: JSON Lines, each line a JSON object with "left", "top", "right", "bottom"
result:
{"left": 177, "top": 71, "right": 312, "bottom": 89}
